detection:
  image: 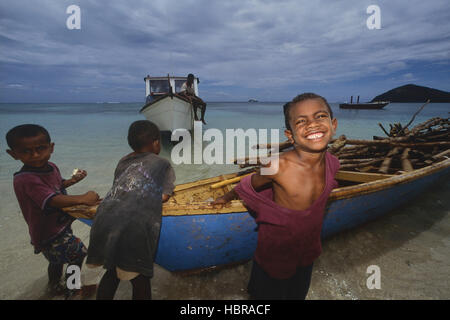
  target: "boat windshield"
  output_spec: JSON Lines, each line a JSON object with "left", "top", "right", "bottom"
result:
{"left": 150, "top": 80, "right": 170, "bottom": 94}
{"left": 174, "top": 80, "right": 186, "bottom": 93}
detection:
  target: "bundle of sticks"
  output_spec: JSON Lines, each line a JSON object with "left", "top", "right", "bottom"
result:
{"left": 329, "top": 116, "right": 450, "bottom": 174}
{"left": 236, "top": 116, "right": 450, "bottom": 175}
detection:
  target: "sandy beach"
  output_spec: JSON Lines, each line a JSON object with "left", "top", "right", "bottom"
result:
{"left": 1, "top": 102, "right": 448, "bottom": 301}
{"left": 4, "top": 177, "right": 448, "bottom": 300}
{"left": 2, "top": 0, "right": 450, "bottom": 304}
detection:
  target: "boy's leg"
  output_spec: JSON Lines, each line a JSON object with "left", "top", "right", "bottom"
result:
{"left": 47, "top": 263, "right": 65, "bottom": 295}
{"left": 130, "top": 274, "right": 152, "bottom": 300}
{"left": 286, "top": 264, "right": 314, "bottom": 300}
{"left": 200, "top": 103, "right": 206, "bottom": 124}
{"left": 48, "top": 263, "right": 64, "bottom": 284}
{"left": 193, "top": 104, "right": 199, "bottom": 120}
{"left": 97, "top": 269, "right": 120, "bottom": 300}
{"left": 42, "top": 227, "right": 88, "bottom": 297}
{"left": 247, "top": 260, "right": 287, "bottom": 300}
{"left": 194, "top": 97, "right": 207, "bottom": 124}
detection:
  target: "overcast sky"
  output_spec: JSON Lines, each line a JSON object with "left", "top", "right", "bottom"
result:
{"left": 1, "top": 0, "right": 449, "bottom": 103}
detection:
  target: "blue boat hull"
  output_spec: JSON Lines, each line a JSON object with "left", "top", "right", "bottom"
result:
{"left": 78, "top": 163, "right": 449, "bottom": 272}
{"left": 155, "top": 165, "right": 450, "bottom": 272}
{"left": 78, "top": 211, "right": 258, "bottom": 272}
{"left": 322, "top": 165, "right": 450, "bottom": 238}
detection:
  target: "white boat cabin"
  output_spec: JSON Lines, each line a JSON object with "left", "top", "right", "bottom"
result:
{"left": 144, "top": 75, "right": 199, "bottom": 103}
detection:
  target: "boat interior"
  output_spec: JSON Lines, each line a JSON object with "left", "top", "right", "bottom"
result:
{"left": 63, "top": 158, "right": 449, "bottom": 219}
{"left": 161, "top": 170, "right": 394, "bottom": 216}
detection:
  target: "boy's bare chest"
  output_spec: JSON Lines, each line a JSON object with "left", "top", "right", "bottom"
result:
{"left": 275, "top": 167, "right": 326, "bottom": 210}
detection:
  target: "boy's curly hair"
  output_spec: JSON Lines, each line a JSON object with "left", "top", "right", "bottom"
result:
{"left": 284, "top": 93, "right": 333, "bottom": 131}
{"left": 127, "top": 120, "right": 161, "bottom": 151}
{"left": 6, "top": 124, "right": 51, "bottom": 149}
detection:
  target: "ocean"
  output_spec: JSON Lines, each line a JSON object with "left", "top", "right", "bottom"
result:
{"left": 0, "top": 101, "right": 449, "bottom": 299}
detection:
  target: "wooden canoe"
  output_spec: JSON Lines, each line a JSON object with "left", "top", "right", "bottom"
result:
{"left": 64, "top": 157, "right": 450, "bottom": 273}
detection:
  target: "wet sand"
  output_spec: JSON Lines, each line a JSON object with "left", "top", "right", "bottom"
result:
{"left": 5, "top": 180, "right": 449, "bottom": 300}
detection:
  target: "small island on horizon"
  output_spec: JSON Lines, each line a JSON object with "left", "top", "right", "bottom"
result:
{"left": 371, "top": 84, "right": 450, "bottom": 103}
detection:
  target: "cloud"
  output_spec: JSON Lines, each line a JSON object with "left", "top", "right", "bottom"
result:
{"left": 0, "top": 0, "right": 449, "bottom": 102}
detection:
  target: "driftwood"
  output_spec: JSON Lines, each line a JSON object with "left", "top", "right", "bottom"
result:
{"left": 247, "top": 117, "right": 449, "bottom": 175}
{"left": 379, "top": 147, "right": 401, "bottom": 174}
{"left": 329, "top": 135, "right": 347, "bottom": 154}
{"left": 401, "top": 148, "right": 414, "bottom": 172}
{"left": 395, "top": 100, "right": 430, "bottom": 136}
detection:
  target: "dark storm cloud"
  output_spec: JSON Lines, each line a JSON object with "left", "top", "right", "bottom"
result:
{"left": 0, "top": 0, "right": 449, "bottom": 102}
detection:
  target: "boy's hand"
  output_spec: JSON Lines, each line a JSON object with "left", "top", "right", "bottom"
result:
{"left": 71, "top": 169, "right": 87, "bottom": 183}
{"left": 82, "top": 191, "right": 100, "bottom": 206}
{"left": 211, "top": 196, "right": 229, "bottom": 206}
{"left": 211, "top": 189, "right": 238, "bottom": 207}
{"left": 64, "top": 169, "right": 88, "bottom": 188}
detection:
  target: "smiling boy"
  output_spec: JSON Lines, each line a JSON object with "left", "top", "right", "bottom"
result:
{"left": 212, "top": 93, "right": 340, "bottom": 300}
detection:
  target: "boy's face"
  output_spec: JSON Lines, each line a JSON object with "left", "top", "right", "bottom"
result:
{"left": 7, "top": 133, "right": 54, "bottom": 168}
{"left": 284, "top": 98, "right": 337, "bottom": 153}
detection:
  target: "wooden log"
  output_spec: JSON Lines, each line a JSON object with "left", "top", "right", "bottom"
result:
{"left": 334, "top": 145, "right": 369, "bottom": 155}
{"left": 337, "top": 147, "right": 371, "bottom": 159}
{"left": 210, "top": 173, "right": 253, "bottom": 189}
{"left": 378, "top": 123, "right": 391, "bottom": 137}
{"left": 419, "top": 131, "right": 450, "bottom": 141}
{"left": 252, "top": 140, "right": 292, "bottom": 151}
{"left": 329, "top": 135, "right": 347, "bottom": 154}
{"left": 232, "top": 153, "right": 279, "bottom": 165}
{"left": 343, "top": 139, "right": 450, "bottom": 148}
{"left": 409, "top": 117, "right": 443, "bottom": 136}
{"left": 396, "top": 100, "right": 430, "bottom": 136}
{"left": 432, "top": 149, "right": 450, "bottom": 160}
{"left": 339, "top": 157, "right": 385, "bottom": 165}
{"left": 401, "top": 148, "right": 414, "bottom": 172}
{"left": 379, "top": 147, "right": 401, "bottom": 174}
{"left": 340, "top": 158, "right": 384, "bottom": 170}
{"left": 355, "top": 165, "right": 378, "bottom": 173}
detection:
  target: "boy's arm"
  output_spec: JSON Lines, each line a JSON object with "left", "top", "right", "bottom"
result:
{"left": 162, "top": 165, "right": 176, "bottom": 203}
{"left": 250, "top": 172, "right": 273, "bottom": 191}
{"left": 48, "top": 191, "right": 100, "bottom": 208}
{"left": 211, "top": 172, "right": 273, "bottom": 206}
{"left": 162, "top": 194, "right": 171, "bottom": 203}
{"left": 62, "top": 169, "right": 87, "bottom": 188}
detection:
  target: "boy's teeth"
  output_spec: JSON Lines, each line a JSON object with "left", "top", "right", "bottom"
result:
{"left": 306, "top": 132, "right": 324, "bottom": 139}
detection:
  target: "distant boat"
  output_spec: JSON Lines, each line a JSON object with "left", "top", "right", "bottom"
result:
{"left": 339, "top": 96, "right": 389, "bottom": 109}
{"left": 248, "top": 99, "right": 258, "bottom": 103}
{"left": 140, "top": 75, "right": 201, "bottom": 132}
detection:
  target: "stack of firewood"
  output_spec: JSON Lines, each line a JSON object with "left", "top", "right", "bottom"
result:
{"left": 240, "top": 116, "right": 450, "bottom": 175}
{"left": 327, "top": 116, "right": 450, "bottom": 174}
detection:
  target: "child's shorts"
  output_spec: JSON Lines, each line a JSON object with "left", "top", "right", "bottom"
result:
{"left": 41, "top": 227, "right": 87, "bottom": 265}
{"left": 247, "top": 260, "right": 313, "bottom": 300}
